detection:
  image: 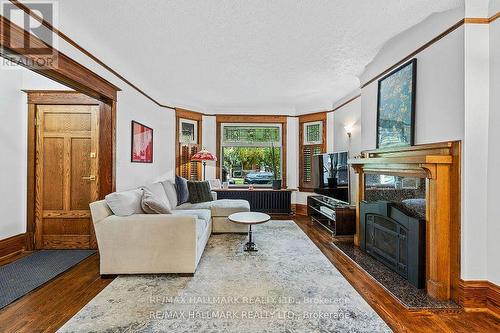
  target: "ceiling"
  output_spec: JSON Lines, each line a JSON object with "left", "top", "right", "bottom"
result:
{"left": 56, "top": 0, "right": 463, "bottom": 115}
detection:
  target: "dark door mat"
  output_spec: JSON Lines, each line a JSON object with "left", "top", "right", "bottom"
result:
{"left": 0, "top": 249, "right": 96, "bottom": 309}
{"left": 332, "top": 241, "right": 459, "bottom": 309}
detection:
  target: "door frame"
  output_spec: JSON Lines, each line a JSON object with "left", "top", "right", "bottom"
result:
{"left": 25, "top": 91, "right": 115, "bottom": 250}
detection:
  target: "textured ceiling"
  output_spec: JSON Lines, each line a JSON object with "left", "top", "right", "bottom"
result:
{"left": 57, "top": 0, "right": 463, "bottom": 114}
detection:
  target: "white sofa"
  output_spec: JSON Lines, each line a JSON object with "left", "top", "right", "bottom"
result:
{"left": 89, "top": 180, "right": 250, "bottom": 275}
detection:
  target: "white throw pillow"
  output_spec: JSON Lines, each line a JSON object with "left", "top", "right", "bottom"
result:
{"left": 141, "top": 188, "right": 172, "bottom": 214}
{"left": 105, "top": 189, "right": 144, "bottom": 216}
{"left": 144, "top": 182, "right": 171, "bottom": 208}
{"left": 161, "top": 180, "right": 178, "bottom": 207}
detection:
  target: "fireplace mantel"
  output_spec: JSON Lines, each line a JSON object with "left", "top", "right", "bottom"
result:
{"left": 349, "top": 141, "right": 461, "bottom": 302}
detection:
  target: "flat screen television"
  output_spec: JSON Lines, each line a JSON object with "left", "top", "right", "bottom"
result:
{"left": 312, "top": 151, "right": 350, "bottom": 202}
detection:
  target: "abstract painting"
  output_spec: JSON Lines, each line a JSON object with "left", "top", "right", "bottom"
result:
{"left": 377, "top": 59, "right": 416, "bottom": 148}
{"left": 131, "top": 121, "right": 153, "bottom": 163}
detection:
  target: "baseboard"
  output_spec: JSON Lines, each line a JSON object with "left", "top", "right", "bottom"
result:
{"left": 459, "top": 279, "right": 500, "bottom": 316}
{"left": 292, "top": 204, "right": 308, "bottom": 216}
{"left": 0, "top": 233, "right": 27, "bottom": 261}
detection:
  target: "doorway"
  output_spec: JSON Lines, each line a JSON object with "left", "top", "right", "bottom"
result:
{"left": 27, "top": 92, "right": 106, "bottom": 250}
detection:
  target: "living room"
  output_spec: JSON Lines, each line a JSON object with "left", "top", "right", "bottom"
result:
{"left": 0, "top": 1, "right": 499, "bottom": 332}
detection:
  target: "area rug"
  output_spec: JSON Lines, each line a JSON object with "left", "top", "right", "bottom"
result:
{"left": 0, "top": 250, "right": 96, "bottom": 309}
{"left": 59, "top": 221, "right": 391, "bottom": 332}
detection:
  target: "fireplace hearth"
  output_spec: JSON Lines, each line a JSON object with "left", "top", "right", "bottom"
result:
{"left": 360, "top": 201, "right": 426, "bottom": 288}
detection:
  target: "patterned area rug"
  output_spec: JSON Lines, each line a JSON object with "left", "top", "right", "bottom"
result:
{"left": 59, "top": 221, "right": 391, "bottom": 333}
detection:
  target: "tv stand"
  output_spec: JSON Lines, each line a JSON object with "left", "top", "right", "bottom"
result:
{"left": 307, "top": 195, "right": 355, "bottom": 236}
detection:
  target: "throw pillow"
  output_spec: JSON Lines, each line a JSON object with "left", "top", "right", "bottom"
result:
{"left": 175, "top": 175, "right": 190, "bottom": 205}
{"left": 144, "top": 182, "right": 171, "bottom": 208}
{"left": 187, "top": 181, "right": 214, "bottom": 204}
{"left": 105, "top": 188, "right": 144, "bottom": 216}
{"left": 161, "top": 179, "right": 178, "bottom": 207}
{"left": 141, "top": 188, "right": 172, "bottom": 214}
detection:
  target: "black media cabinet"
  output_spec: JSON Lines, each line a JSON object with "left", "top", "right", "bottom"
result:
{"left": 307, "top": 195, "right": 356, "bottom": 236}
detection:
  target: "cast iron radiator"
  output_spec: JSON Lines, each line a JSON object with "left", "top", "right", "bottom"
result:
{"left": 215, "top": 190, "right": 292, "bottom": 214}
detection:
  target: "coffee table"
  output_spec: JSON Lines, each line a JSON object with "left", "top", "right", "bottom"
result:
{"left": 228, "top": 212, "right": 271, "bottom": 252}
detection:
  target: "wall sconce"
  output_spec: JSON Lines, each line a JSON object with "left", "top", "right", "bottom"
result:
{"left": 344, "top": 124, "right": 353, "bottom": 139}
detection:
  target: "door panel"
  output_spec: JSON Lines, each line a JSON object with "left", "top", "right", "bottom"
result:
{"left": 35, "top": 104, "right": 99, "bottom": 249}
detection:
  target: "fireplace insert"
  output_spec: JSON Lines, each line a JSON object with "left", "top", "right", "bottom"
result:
{"left": 360, "top": 201, "right": 425, "bottom": 289}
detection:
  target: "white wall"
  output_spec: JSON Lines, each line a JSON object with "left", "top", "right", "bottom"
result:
{"left": 361, "top": 26, "right": 465, "bottom": 150}
{"left": 486, "top": 17, "right": 500, "bottom": 285}
{"left": 327, "top": 97, "right": 362, "bottom": 204}
{"left": 0, "top": 67, "right": 70, "bottom": 239}
{"left": 202, "top": 115, "right": 217, "bottom": 180}
{"left": 462, "top": 23, "right": 490, "bottom": 281}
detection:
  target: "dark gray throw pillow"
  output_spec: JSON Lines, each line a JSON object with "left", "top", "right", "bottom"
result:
{"left": 175, "top": 175, "right": 189, "bottom": 205}
{"left": 187, "top": 181, "right": 213, "bottom": 204}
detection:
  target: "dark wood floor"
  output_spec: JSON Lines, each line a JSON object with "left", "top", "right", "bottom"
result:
{"left": 0, "top": 217, "right": 498, "bottom": 333}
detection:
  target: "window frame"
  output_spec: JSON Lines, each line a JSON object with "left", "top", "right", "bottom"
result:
{"left": 220, "top": 123, "right": 283, "bottom": 188}
{"left": 303, "top": 120, "right": 323, "bottom": 145}
{"left": 216, "top": 115, "right": 288, "bottom": 188}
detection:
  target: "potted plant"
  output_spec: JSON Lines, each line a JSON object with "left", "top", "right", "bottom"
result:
{"left": 325, "top": 153, "right": 338, "bottom": 188}
{"left": 270, "top": 142, "right": 282, "bottom": 190}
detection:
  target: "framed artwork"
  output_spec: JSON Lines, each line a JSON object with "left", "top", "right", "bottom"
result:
{"left": 179, "top": 118, "right": 198, "bottom": 144}
{"left": 131, "top": 121, "right": 153, "bottom": 163}
{"left": 376, "top": 58, "right": 417, "bottom": 148}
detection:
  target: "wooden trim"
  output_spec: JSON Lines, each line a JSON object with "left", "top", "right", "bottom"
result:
{"left": 361, "top": 19, "right": 464, "bottom": 89}
{"left": 7, "top": 0, "right": 177, "bottom": 111}
{"left": 0, "top": 233, "right": 27, "bottom": 261}
{"left": 24, "top": 91, "right": 100, "bottom": 105}
{"left": 293, "top": 204, "right": 308, "bottom": 216}
{"left": 490, "top": 12, "right": 500, "bottom": 23}
{"left": 216, "top": 115, "right": 287, "bottom": 124}
{"left": 215, "top": 115, "right": 288, "bottom": 187}
{"left": 175, "top": 109, "right": 203, "bottom": 179}
{"left": 459, "top": 280, "right": 500, "bottom": 316}
{"left": 464, "top": 17, "right": 490, "bottom": 24}
{"left": 298, "top": 113, "right": 327, "bottom": 191}
{"left": 330, "top": 94, "right": 361, "bottom": 113}
{"left": 0, "top": 16, "right": 119, "bottom": 102}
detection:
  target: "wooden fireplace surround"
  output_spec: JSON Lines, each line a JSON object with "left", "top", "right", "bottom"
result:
{"left": 350, "top": 141, "right": 461, "bottom": 302}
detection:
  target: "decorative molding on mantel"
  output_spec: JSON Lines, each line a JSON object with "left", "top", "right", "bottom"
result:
{"left": 350, "top": 141, "right": 461, "bottom": 302}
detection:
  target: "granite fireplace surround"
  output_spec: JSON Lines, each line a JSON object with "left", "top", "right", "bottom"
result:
{"left": 350, "top": 141, "right": 461, "bottom": 303}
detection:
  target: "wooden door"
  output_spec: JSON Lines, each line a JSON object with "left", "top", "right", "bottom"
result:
{"left": 34, "top": 105, "right": 99, "bottom": 249}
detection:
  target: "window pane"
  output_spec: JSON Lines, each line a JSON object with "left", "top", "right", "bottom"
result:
{"left": 223, "top": 126, "right": 280, "bottom": 145}
{"left": 302, "top": 145, "right": 322, "bottom": 184}
{"left": 305, "top": 123, "right": 321, "bottom": 143}
{"left": 222, "top": 146, "right": 281, "bottom": 186}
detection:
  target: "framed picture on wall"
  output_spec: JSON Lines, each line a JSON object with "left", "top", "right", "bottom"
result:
{"left": 131, "top": 121, "right": 153, "bottom": 163}
{"left": 179, "top": 118, "right": 198, "bottom": 144}
{"left": 376, "top": 58, "right": 417, "bottom": 148}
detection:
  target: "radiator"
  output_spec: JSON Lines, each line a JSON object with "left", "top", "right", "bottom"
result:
{"left": 215, "top": 190, "right": 292, "bottom": 214}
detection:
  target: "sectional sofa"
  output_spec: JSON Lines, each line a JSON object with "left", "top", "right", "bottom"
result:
{"left": 89, "top": 179, "right": 250, "bottom": 275}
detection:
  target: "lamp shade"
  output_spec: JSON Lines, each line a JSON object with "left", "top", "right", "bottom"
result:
{"left": 191, "top": 149, "right": 217, "bottom": 162}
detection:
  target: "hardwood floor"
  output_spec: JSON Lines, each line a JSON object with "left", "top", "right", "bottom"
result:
{"left": 0, "top": 254, "right": 113, "bottom": 333}
{"left": 294, "top": 216, "right": 500, "bottom": 333}
{"left": 0, "top": 218, "right": 498, "bottom": 332}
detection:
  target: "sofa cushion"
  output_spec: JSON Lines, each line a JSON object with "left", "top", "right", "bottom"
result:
{"left": 171, "top": 209, "right": 211, "bottom": 224}
{"left": 161, "top": 180, "right": 178, "bottom": 207}
{"left": 143, "top": 182, "right": 170, "bottom": 207}
{"left": 176, "top": 199, "right": 249, "bottom": 217}
{"left": 141, "top": 188, "right": 172, "bottom": 214}
{"left": 187, "top": 181, "right": 213, "bottom": 204}
{"left": 105, "top": 189, "right": 144, "bottom": 216}
{"left": 175, "top": 176, "right": 189, "bottom": 205}
{"left": 196, "top": 219, "right": 208, "bottom": 240}
{"left": 211, "top": 199, "right": 250, "bottom": 216}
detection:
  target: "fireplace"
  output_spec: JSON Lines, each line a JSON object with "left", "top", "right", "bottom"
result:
{"left": 350, "top": 141, "right": 461, "bottom": 301}
{"left": 360, "top": 201, "right": 425, "bottom": 288}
